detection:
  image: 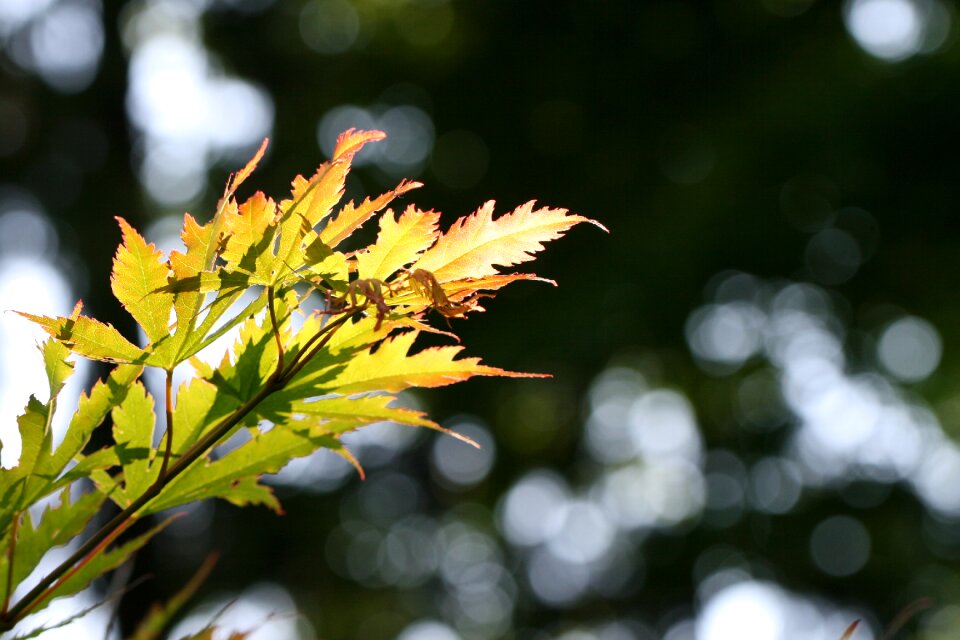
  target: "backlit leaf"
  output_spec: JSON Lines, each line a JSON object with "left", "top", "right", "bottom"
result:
{"left": 320, "top": 178, "right": 422, "bottom": 248}
{"left": 16, "top": 312, "right": 147, "bottom": 365}
{"left": 39, "top": 364, "right": 142, "bottom": 482}
{"left": 258, "top": 393, "right": 438, "bottom": 432}
{"left": 412, "top": 200, "right": 606, "bottom": 283}
{"left": 110, "top": 217, "right": 174, "bottom": 343}
{"left": 356, "top": 206, "right": 441, "bottom": 281}
{"left": 0, "top": 489, "right": 106, "bottom": 606}
{"left": 40, "top": 339, "right": 73, "bottom": 401}
{"left": 329, "top": 330, "right": 545, "bottom": 394}
{"left": 144, "top": 424, "right": 344, "bottom": 514}
{"left": 293, "top": 129, "right": 384, "bottom": 226}
{"left": 219, "top": 190, "right": 278, "bottom": 278}
{"left": 110, "top": 381, "right": 159, "bottom": 506}
{"left": 170, "top": 378, "right": 241, "bottom": 456}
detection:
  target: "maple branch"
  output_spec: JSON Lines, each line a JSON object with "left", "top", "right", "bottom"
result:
{"left": 279, "top": 311, "right": 358, "bottom": 385}
{"left": 0, "top": 311, "right": 357, "bottom": 629}
{"left": 16, "top": 519, "right": 136, "bottom": 622}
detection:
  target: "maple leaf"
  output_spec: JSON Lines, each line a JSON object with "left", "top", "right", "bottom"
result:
{"left": 219, "top": 190, "right": 278, "bottom": 278}
{"left": 320, "top": 178, "right": 422, "bottom": 248}
{"left": 16, "top": 307, "right": 148, "bottom": 365}
{"left": 110, "top": 217, "right": 173, "bottom": 343}
{"left": 412, "top": 200, "right": 607, "bottom": 283}
{"left": 271, "top": 129, "right": 387, "bottom": 279}
{"left": 356, "top": 206, "right": 441, "bottom": 281}
{"left": 328, "top": 330, "right": 546, "bottom": 394}
{"left": 285, "top": 129, "right": 384, "bottom": 230}
{"left": 0, "top": 489, "right": 106, "bottom": 608}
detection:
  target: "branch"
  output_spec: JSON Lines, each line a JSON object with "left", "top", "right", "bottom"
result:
{"left": 279, "top": 311, "right": 358, "bottom": 385}
{"left": 0, "top": 311, "right": 357, "bottom": 627}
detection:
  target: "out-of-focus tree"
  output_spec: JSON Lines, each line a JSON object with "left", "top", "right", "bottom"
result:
{"left": 2, "top": 1, "right": 960, "bottom": 638}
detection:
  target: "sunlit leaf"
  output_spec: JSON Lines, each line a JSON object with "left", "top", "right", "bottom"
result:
{"left": 1, "top": 128, "right": 598, "bottom": 634}
{"left": 412, "top": 199, "right": 606, "bottom": 283}
{"left": 110, "top": 381, "right": 160, "bottom": 506}
{"left": 170, "top": 378, "right": 241, "bottom": 456}
{"left": 0, "top": 356, "right": 139, "bottom": 537}
{"left": 258, "top": 393, "right": 438, "bottom": 432}
{"left": 40, "top": 364, "right": 142, "bottom": 483}
{"left": 16, "top": 312, "right": 147, "bottom": 365}
{"left": 219, "top": 190, "right": 278, "bottom": 278}
{"left": 327, "top": 330, "right": 545, "bottom": 394}
{"left": 356, "top": 206, "right": 440, "bottom": 281}
{"left": 110, "top": 217, "right": 174, "bottom": 343}
{"left": 40, "top": 339, "right": 73, "bottom": 402}
{"left": 320, "top": 178, "right": 422, "bottom": 248}
{"left": 144, "top": 424, "right": 345, "bottom": 515}
{"left": 0, "top": 489, "right": 106, "bottom": 606}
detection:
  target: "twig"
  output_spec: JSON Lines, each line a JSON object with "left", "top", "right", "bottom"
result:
{"left": 2, "top": 513, "right": 18, "bottom": 615}
{"left": 0, "top": 308, "right": 356, "bottom": 628}
{"left": 279, "top": 311, "right": 358, "bottom": 385}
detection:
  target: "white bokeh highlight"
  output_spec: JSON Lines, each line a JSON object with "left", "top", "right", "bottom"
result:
{"left": 124, "top": 0, "right": 274, "bottom": 205}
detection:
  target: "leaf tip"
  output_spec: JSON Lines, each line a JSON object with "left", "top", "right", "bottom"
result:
{"left": 337, "top": 445, "right": 366, "bottom": 481}
{"left": 838, "top": 619, "right": 860, "bottom": 640}
{"left": 587, "top": 218, "right": 610, "bottom": 233}
{"left": 435, "top": 425, "right": 481, "bottom": 449}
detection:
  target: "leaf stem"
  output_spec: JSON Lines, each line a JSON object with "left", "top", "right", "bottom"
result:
{"left": 279, "top": 312, "right": 357, "bottom": 385}
{"left": 24, "top": 519, "right": 136, "bottom": 620}
{"left": 267, "top": 286, "right": 285, "bottom": 374}
{"left": 159, "top": 369, "right": 174, "bottom": 478}
{"left": 0, "top": 310, "right": 357, "bottom": 629}
{"left": 2, "top": 513, "right": 18, "bottom": 616}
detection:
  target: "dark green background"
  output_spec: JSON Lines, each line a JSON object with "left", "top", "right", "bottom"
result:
{"left": 3, "top": 1, "right": 960, "bottom": 638}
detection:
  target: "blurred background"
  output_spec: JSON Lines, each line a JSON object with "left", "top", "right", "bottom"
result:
{"left": 1, "top": 0, "right": 960, "bottom": 638}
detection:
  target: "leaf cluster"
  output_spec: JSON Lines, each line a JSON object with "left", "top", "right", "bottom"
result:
{"left": 1, "top": 129, "right": 602, "bottom": 636}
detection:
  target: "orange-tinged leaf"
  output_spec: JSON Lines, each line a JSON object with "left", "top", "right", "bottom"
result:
{"left": 389, "top": 273, "right": 554, "bottom": 311}
{"left": 356, "top": 206, "right": 441, "bottom": 281}
{"left": 333, "top": 128, "right": 385, "bottom": 158}
{"left": 412, "top": 200, "right": 606, "bottom": 283}
{"left": 335, "top": 445, "right": 365, "bottom": 480}
{"left": 17, "top": 311, "right": 147, "bottom": 364}
{"left": 110, "top": 217, "right": 173, "bottom": 343}
{"left": 330, "top": 330, "right": 545, "bottom": 394}
{"left": 219, "top": 191, "right": 278, "bottom": 277}
{"left": 167, "top": 212, "right": 219, "bottom": 329}
{"left": 442, "top": 273, "right": 556, "bottom": 300}
{"left": 200, "top": 139, "right": 269, "bottom": 273}
{"left": 284, "top": 128, "right": 385, "bottom": 231}
{"left": 228, "top": 137, "right": 268, "bottom": 194}
{"left": 320, "top": 178, "right": 422, "bottom": 248}
{"left": 169, "top": 213, "right": 215, "bottom": 280}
